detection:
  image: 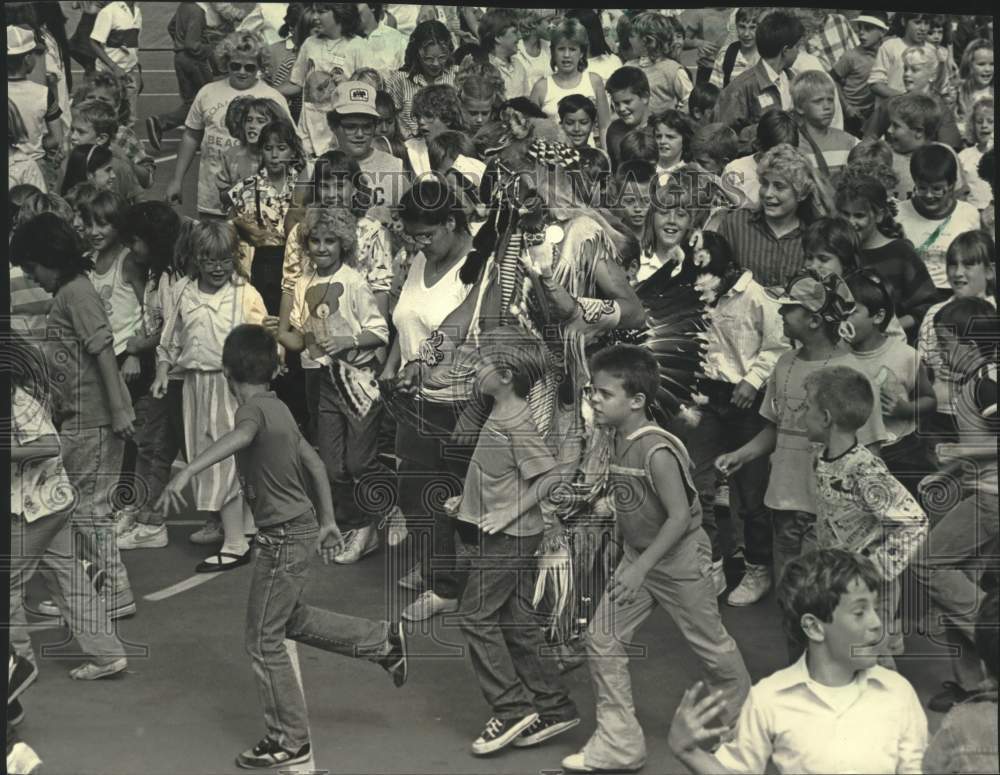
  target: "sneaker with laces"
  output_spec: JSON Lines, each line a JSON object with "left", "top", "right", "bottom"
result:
{"left": 711, "top": 559, "right": 726, "bottom": 596}
{"left": 726, "top": 563, "right": 771, "bottom": 607}
{"left": 471, "top": 713, "right": 539, "bottom": 755}
{"left": 113, "top": 507, "right": 138, "bottom": 538}
{"left": 189, "top": 519, "right": 224, "bottom": 545}
{"left": 383, "top": 506, "right": 408, "bottom": 547}
{"left": 81, "top": 560, "right": 107, "bottom": 594}
{"left": 118, "top": 523, "right": 168, "bottom": 550}
{"left": 511, "top": 716, "right": 581, "bottom": 747}
{"left": 69, "top": 656, "right": 127, "bottom": 680}
{"left": 396, "top": 563, "right": 424, "bottom": 592}
{"left": 401, "top": 590, "right": 459, "bottom": 622}
{"left": 333, "top": 524, "right": 379, "bottom": 564}
{"left": 378, "top": 622, "right": 408, "bottom": 687}
{"left": 236, "top": 738, "right": 311, "bottom": 769}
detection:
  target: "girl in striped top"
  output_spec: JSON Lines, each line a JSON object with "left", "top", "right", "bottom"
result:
{"left": 384, "top": 20, "right": 458, "bottom": 139}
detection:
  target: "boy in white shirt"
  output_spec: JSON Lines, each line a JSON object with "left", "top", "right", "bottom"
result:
{"left": 89, "top": 0, "right": 143, "bottom": 126}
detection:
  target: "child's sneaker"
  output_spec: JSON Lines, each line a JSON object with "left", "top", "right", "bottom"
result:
{"left": 189, "top": 519, "right": 224, "bottom": 544}
{"left": 383, "top": 506, "right": 408, "bottom": 547}
{"left": 118, "top": 523, "right": 168, "bottom": 550}
{"left": 726, "top": 563, "right": 771, "bottom": 607}
{"left": 511, "top": 716, "right": 581, "bottom": 747}
{"left": 471, "top": 713, "right": 539, "bottom": 755}
{"left": 333, "top": 524, "right": 379, "bottom": 564}
{"left": 396, "top": 563, "right": 424, "bottom": 591}
{"left": 6, "top": 739, "right": 42, "bottom": 774}
{"left": 378, "top": 622, "right": 408, "bottom": 687}
{"left": 235, "top": 738, "right": 311, "bottom": 769}
{"left": 401, "top": 590, "right": 458, "bottom": 622}
{"left": 8, "top": 654, "right": 38, "bottom": 704}
{"left": 69, "top": 657, "right": 127, "bottom": 680}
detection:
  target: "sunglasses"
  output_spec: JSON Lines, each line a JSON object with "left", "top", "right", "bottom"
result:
{"left": 228, "top": 62, "right": 259, "bottom": 74}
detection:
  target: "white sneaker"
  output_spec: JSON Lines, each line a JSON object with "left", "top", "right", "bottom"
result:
{"left": 333, "top": 525, "right": 379, "bottom": 564}
{"left": 118, "top": 523, "right": 168, "bottom": 550}
{"left": 383, "top": 506, "right": 408, "bottom": 547}
{"left": 711, "top": 559, "right": 726, "bottom": 596}
{"left": 113, "top": 507, "right": 138, "bottom": 538}
{"left": 401, "top": 590, "right": 459, "bottom": 622}
{"left": 189, "top": 519, "right": 224, "bottom": 545}
{"left": 726, "top": 563, "right": 771, "bottom": 607}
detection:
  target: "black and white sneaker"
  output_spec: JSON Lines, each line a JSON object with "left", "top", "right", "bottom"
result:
{"left": 470, "top": 713, "right": 539, "bottom": 755}
{"left": 9, "top": 654, "right": 38, "bottom": 704}
{"left": 511, "top": 716, "right": 581, "bottom": 747}
{"left": 379, "top": 622, "right": 407, "bottom": 687}
{"left": 235, "top": 738, "right": 311, "bottom": 769}
{"left": 145, "top": 115, "right": 163, "bottom": 151}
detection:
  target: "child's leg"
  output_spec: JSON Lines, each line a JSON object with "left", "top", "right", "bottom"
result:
{"left": 219, "top": 496, "right": 251, "bottom": 555}
{"left": 457, "top": 531, "right": 559, "bottom": 722}
{"left": 771, "top": 509, "right": 817, "bottom": 588}
{"left": 496, "top": 534, "right": 578, "bottom": 722}
{"left": 647, "top": 531, "right": 752, "bottom": 725}
{"left": 63, "top": 426, "right": 134, "bottom": 611}
{"left": 578, "top": 553, "right": 658, "bottom": 771}
{"left": 315, "top": 373, "right": 364, "bottom": 532}
{"left": 344, "top": 402, "right": 397, "bottom": 526}
{"left": 876, "top": 574, "right": 904, "bottom": 669}
{"left": 122, "top": 67, "right": 140, "bottom": 130}
{"left": 131, "top": 388, "right": 177, "bottom": 528}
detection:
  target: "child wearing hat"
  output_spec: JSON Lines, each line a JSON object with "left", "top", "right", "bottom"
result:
{"left": 716, "top": 269, "right": 889, "bottom": 623}
{"left": 831, "top": 12, "right": 889, "bottom": 137}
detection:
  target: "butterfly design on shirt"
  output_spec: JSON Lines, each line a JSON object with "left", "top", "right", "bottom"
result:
{"left": 99, "top": 283, "right": 114, "bottom": 315}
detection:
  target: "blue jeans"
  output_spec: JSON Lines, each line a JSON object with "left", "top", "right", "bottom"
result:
{"left": 246, "top": 513, "right": 391, "bottom": 751}
{"left": 457, "top": 528, "right": 577, "bottom": 723}
{"left": 134, "top": 379, "right": 185, "bottom": 526}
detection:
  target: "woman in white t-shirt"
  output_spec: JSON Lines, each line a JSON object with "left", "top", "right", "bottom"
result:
{"left": 165, "top": 32, "right": 292, "bottom": 217}
{"left": 380, "top": 177, "right": 474, "bottom": 620}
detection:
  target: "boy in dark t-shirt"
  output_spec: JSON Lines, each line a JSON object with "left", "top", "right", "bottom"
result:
{"left": 158, "top": 325, "right": 407, "bottom": 771}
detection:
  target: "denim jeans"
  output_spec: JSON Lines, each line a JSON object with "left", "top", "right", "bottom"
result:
{"left": 911, "top": 490, "right": 1000, "bottom": 685}
{"left": 134, "top": 379, "right": 185, "bottom": 526}
{"left": 456, "top": 528, "right": 577, "bottom": 723}
{"left": 682, "top": 387, "right": 772, "bottom": 566}
{"left": 246, "top": 512, "right": 391, "bottom": 751}
{"left": 581, "top": 530, "right": 751, "bottom": 771}
{"left": 60, "top": 425, "right": 133, "bottom": 607}
{"left": 8, "top": 511, "right": 126, "bottom": 664}
{"left": 304, "top": 368, "right": 395, "bottom": 530}
{"left": 157, "top": 51, "right": 213, "bottom": 130}
{"left": 772, "top": 509, "right": 817, "bottom": 588}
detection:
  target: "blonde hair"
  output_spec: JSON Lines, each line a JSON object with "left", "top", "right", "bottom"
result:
{"left": 964, "top": 96, "right": 995, "bottom": 146}
{"left": 791, "top": 70, "right": 835, "bottom": 108}
{"left": 297, "top": 207, "right": 359, "bottom": 266}
{"left": 901, "top": 45, "right": 945, "bottom": 92}
{"left": 548, "top": 18, "right": 590, "bottom": 72}
{"left": 757, "top": 143, "right": 834, "bottom": 221}
{"left": 215, "top": 31, "right": 272, "bottom": 81}
{"left": 958, "top": 39, "right": 994, "bottom": 119}
{"left": 177, "top": 219, "right": 248, "bottom": 282}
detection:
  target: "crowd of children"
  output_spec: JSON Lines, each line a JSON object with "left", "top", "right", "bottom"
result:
{"left": 6, "top": 5, "right": 998, "bottom": 775}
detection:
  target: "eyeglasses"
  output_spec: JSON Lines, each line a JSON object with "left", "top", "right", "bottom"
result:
{"left": 201, "top": 259, "right": 235, "bottom": 270}
{"left": 913, "top": 183, "right": 953, "bottom": 197}
{"left": 228, "top": 62, "right": 259, "bottom": 74}
{"left": 407, "top": 232, "right": 435, "bottom": 246}
{"left": 419, "top": 54, "right": 450, "bottom": 67}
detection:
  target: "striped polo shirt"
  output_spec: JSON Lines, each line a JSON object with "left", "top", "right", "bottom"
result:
{"left": 716, "top": 208, "right": 805, "bottom": 290}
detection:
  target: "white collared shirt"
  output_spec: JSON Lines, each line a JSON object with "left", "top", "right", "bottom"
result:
{"left": 714, "top": 653, "right": 928, "bottom": 774}
{"left": 761, "top": 58, "right": 793, "bottom": 111}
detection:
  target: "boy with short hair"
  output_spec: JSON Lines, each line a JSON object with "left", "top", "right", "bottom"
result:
{"left": 716, "top": 270, "right": 888, "bottom": 589}
{"left": 709, "top": 8, "right": 761, "bottom": 90}
{"left": 896, "top": 144, "right": 982, "bottom": 297}
{"left": 450, "top": 326, "right": 579, "bottom": 756}
{"left": 689, "top": 122, "right": 739, "bottom": 175}
{"left": 669, "top": 548, "right": 929, "bottom": 774}
{"left": 7, "top": 26, "right": 64, "bottom": 191}
{"left": 558, "top": 94, "right": 598, "bottom": 150}
{"left": 844, "top": 272, "right": 937, "bottom": 498}
{"left": 89, "top": 0, "right": 143, "bottom": 128}
{"left": 478, "top": 8, "right": 529, "bottom": 100}
{"left": 606, "top": 66, "right": 652, "bottom": 171}
{"left": 158, "top": 324, "right": 407, "bottom": 770}
{"left": 561, "top": 345, "right": 751, "bottom": 773}
{"left": 716, "top": 11, "right": 805, "bottom": 136}
{"left": 792, "top": 70, "right": 858, "bottom": 176}
{"left": 688, "top": 82, "right": 720, "bottom": 126}
{"left": 802, "top": 365, "right": 928, "bottom": 666}
{"left": 611, "top": 159, "right": 656, "bottom": 245}
{"left": 70, "top": 98, "right": 154, "bottom": 203}
{"left": 831, "top": 11, "right": 888, "bottom": 136}
{"left": 879, "top": 93, "right": 941, "bottom": 201}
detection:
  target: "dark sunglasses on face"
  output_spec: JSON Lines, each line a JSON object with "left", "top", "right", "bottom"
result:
{"left": 228, "top": 62, "right": 258, "bottom": 73}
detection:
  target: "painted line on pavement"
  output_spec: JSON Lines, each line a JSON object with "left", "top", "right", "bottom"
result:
{"left": 143, "top": 573, "right": 221, "bottom": 601}
{"left": 153, "top": 154, "right": 178, "bottom": 164}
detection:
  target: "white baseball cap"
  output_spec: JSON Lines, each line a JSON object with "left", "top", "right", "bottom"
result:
{"left": 331, "top": 81, "right": 380, "bottom": 118}
{"left": 7, "top": 25, "right": 43, "bottom": 56}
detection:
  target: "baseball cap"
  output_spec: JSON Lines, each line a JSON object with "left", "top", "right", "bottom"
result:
{"left": 330, "top": 80, "right": 379, "bottom": 118}
{"left": 768, "top": 269, "right": 856, "bottom": 323}
{"left": 7, "top": 25, "right": 43, "bottom": 56}
{"left": 854, "top": 12, "right": 889, "bottom": 31}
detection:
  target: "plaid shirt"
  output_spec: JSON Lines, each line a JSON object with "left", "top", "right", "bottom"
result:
{"left": 384, "top": 68, "right": 458, "bottom": 139}
{"left": 806, "top": 14, "right": 860, "bottom": 72}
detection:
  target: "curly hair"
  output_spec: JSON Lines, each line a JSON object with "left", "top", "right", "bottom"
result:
{"left": 81, "top": 70, "right": 130, "bottom": 126}
{"left": 215, "top": 31, "right": 273, "bottom": 82}
{"left": 835, "top": 165, "right": 904, "bottom": 240}
{"left": 223, "top": 96, "right": 286, "bottom": 143}
{"left": 757, "top": 143, "right": 834, "bottom": 222}
{"left": 402, "top": 20, "right": 454, "bottom": 80}
{"left": 296, "top": 207, "right": 359, "bottom": 267}
{"left": 630, "top": 11, "right": 683, "bottom": 64}
{"left": 411, "top": 84, "right": 466, "bottom": 131}
{"left": 14, "top": 190, "right": 74, "bottom": 228}
{"left": 456, "top": 60, "right": 506, "bottom": 107}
